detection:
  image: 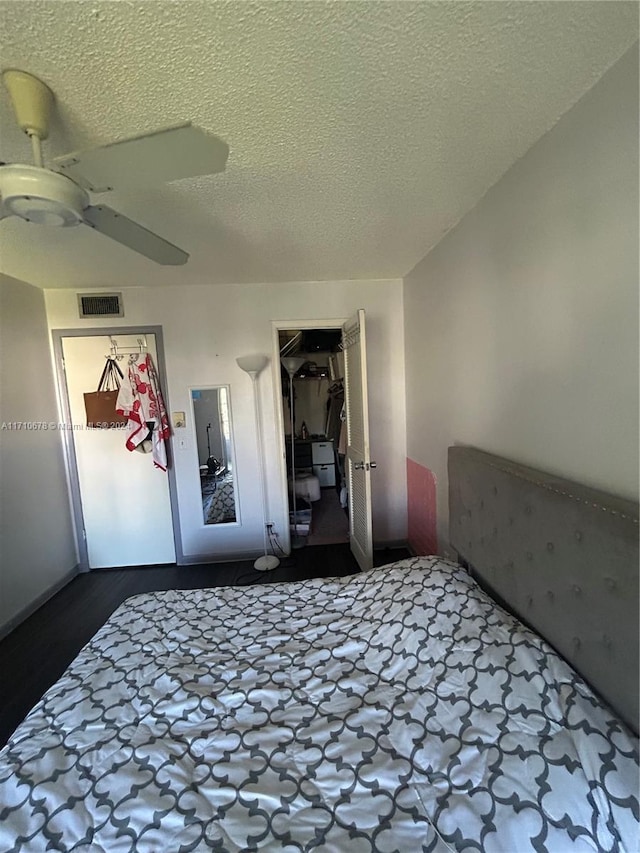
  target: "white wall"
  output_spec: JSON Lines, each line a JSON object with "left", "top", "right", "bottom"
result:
{"left": 46, "top": 279, "right": 407, "bottom": 560}
{"left": 403, "top": 45, "right": 639, "bottom": 550}
{"left": 0, "top": 274, "right": 78, "bottom": 634}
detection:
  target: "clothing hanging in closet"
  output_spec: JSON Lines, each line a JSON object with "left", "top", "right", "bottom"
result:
{"left": 325, "top": 380, "right": 344, "bottom": 443}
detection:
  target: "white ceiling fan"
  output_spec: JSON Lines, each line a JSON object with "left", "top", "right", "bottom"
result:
{"left": 0, "top": 70, "right": 230, "bottom": 265}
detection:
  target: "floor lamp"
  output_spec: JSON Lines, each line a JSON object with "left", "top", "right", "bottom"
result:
{"left": 236, "top": 355, "right": 280, "bottom": 571}
{"left": 281, "top": 356, "right": 306, "bottom": 549}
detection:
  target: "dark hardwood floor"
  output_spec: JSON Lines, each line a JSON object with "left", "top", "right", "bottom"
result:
{"left": 0, "top": 544, "right": 410, "bottom": 748}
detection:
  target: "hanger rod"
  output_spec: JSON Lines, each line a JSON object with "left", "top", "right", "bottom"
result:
{"left": 109, "top": 336, "right": 148, "bottom": 358}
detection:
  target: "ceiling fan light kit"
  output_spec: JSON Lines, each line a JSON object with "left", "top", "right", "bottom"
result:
{"left": 0, "top": 164, "right": 87, "bottom": 226}
{"left": 0, "top": 69, "right": 229, "bottom": 264}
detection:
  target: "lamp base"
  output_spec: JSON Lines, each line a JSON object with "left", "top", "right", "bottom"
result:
{"left": 254, "top": 554, "right": 280, "bottom": 571}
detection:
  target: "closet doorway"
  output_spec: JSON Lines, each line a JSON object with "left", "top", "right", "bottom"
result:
{"left": 272, "top": 312, "right": 374, "bottom": 570}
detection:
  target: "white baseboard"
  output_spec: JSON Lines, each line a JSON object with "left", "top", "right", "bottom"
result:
{"left": 177, "top": 551, "right": 272, "bottom": 566}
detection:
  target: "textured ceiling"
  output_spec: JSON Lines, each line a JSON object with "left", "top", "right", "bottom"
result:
{"left": 0, "top": 1, "right": 637, "bottom": 289}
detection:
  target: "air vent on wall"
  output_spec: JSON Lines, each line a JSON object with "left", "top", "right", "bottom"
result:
{"left": 78, "top": 292, "right": 124, "bottom": 319}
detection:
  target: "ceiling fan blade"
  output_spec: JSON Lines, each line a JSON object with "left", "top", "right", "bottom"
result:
{"left": 54, "top": 123, "right": 229, "bottom": 193}
{"left": 83, "top": 204, "right": 189, "bottom": 265}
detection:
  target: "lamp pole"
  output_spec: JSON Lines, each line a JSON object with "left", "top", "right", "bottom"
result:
{"left": 236, "top": 355, "right": 279, "bottom": 570}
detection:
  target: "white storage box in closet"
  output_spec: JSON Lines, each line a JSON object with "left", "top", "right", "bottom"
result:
{"left": 292, "top": 472, "right": 321, "bottom": 502}
{"left": 312, "top": 440, "right": 336, "bottom": 487}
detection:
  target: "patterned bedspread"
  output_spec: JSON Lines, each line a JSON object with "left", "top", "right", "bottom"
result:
{"left": 0, "top": 558, "right": 638, "bottom": 852}
{"left": 205, "top": 473, "right": 236, "bottom": 524}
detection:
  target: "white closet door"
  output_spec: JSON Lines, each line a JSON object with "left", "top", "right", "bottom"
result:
{"left": 343, "top": 309, "right": 374, "bottom": 571}
{"left": 62, "top": 334, "right": 176, "bottom": 569}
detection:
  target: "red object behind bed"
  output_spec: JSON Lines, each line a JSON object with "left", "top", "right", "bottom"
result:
{"left": 407, "top": 457, "right": 438, "bottom": 555}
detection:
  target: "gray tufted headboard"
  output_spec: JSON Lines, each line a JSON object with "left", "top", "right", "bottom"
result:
{"left": 448, "top": 445, "right": 639, "bottom": 733}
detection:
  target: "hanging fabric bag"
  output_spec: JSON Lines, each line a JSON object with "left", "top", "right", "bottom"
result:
{"left": 84, "top": 358, "right": 128, "bottom": 428}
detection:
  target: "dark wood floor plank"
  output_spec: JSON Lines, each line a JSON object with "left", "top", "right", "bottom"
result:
{"left": 0, "top": 545, "right": 410, "bottom": 746}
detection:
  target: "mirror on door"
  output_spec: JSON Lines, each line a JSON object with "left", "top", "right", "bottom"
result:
{"left": 191, "top": 386, "right": 238, "bottom": 525}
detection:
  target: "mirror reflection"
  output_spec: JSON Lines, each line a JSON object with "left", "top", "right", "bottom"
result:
{"left": 191, "top": 386, "right": 238, "bottom": 525}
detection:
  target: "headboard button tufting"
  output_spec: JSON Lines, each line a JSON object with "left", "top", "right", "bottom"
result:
{"left": 447, "top": 445, "right": 639, "bottom": 734}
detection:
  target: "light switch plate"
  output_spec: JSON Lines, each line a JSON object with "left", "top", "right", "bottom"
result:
{"left": 173, "top": 411, "right": 186, "bottom": 428}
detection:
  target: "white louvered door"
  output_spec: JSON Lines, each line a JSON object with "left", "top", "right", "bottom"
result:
{"left": 343, "top": 309, "right": 374, "bottom": 571}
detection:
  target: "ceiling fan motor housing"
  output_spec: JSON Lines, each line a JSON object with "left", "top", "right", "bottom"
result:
{"left": 0, "top": 164, "right": 89, "bottom": 226}
{"left": 2, "top": 69, "right": 54, "bottom": 140}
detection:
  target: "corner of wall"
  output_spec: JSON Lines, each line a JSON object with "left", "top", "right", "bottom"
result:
{"left": 0, "top": 274, "right": 78, "bottom": 634}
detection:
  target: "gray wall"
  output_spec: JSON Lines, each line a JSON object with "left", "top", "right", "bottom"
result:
{"left": 0, "top": 274, "right": 78, "bottom": 635}
{"left": 403, "top": 46, "right": 639, "bottom": 551}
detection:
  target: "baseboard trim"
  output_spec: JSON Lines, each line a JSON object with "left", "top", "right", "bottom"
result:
{"left": 0, "top": 564, "right": 80, "bottom": 641}
{"left": 177, "top": 551, "right": 276, "bottom": 566}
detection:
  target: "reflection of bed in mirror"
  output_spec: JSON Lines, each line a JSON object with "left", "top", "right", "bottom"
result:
{"left": 202, "top": 471, "right": 236, "bottom": 524}
{"left": 191, "top": 385, "right": 238, "bottom": 525}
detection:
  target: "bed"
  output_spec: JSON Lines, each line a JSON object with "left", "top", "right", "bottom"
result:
{"left": 201, "top": 470, "right": 236, "bottom": 525}
{"left": 0, "top": 447, "right": 638, "bottom": 852}
{"left": 205, "top": 472, "right": 237, "bottom": 525}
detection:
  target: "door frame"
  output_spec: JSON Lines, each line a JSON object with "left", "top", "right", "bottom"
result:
{"left": 271, "top": 318, "right": 347, "bottom": 554}
{"left": 51, "top": 325, "right": 184, "bottom": 571}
